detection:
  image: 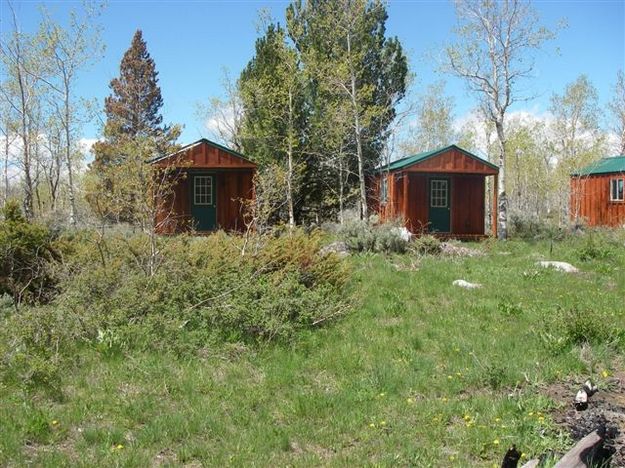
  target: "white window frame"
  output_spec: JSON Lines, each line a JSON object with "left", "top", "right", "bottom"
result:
{"left": 610, "top": 177, "right": 624, "bottom": 202}
{"left": 194, "top": 175, "right": 214, "bottom": 206}
{"left": 430, "top": 179, "right": 448, "bottom": 208}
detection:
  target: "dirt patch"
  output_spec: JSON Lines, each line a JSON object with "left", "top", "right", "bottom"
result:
{"left": 545, "top": 373, "right": 625, "bottom": 466}
{"left": 440, "top": 242, "right": 483, "bottom": 258}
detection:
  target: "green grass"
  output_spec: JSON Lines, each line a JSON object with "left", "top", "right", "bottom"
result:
{"left": 1, "top": 235, "right": 624, "bottom": 466}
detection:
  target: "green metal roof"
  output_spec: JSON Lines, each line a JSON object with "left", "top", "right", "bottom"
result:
{"left": 379, "top": 144, "right": 498, "bottom": 173}
{"left": 572, "top": 156, "right": 625, "bottom": 176}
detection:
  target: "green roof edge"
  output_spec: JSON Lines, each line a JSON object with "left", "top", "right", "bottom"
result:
{"left": 148, "top": 138, "right": 256, "bottom": 166}
{"left": 571, "top": 156, "right": 625, "bottom": 176}
{"left": 376, "top": 144, "right": 498, "bottom": 173}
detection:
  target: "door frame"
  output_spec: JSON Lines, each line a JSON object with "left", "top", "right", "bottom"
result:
{"left": 189, "top": 171, "right": 218, "bottom": 231}
{"left": 428, "top": 175, "right": 452, "bottom": 233}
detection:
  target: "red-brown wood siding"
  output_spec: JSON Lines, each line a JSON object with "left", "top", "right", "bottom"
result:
{"left": 451, "top": 175, "right": 485, "bottom": 235}
{"left": 571, "top": 174, "right": 625, "bottom": 227}
{"left": 405, "top": 148, "right": 497, "bottom": 175}
{"left": 366, "top": 148, "right": 495, "bottom": 237}
{"left": 153, "top": 140, "right": 256, "bottom": 234}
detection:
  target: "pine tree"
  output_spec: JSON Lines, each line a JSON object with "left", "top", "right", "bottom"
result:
{"left": 93, "top": 30, "right": 177, "bottom": 168}
{"left": 89, "top": 30, "right": 180, "bottom": 222}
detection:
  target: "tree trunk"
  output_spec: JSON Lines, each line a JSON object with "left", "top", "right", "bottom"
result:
{"left": 286, "top": 89, "right": 295, "bottom": 230}
{"left": 64, "top": 82, "right": 77, "bottom": 226}
{"left": 495, "top": 119, "right": 508, "bottom": 239}
{"left": 346, "top": 31, "right": 368, "bottom": 220}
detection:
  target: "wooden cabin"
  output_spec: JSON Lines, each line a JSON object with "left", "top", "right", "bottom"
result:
{"left": 150, "top": 138, "right": 256, "bottom": 234}
{"left": 368, "top": 145, "right": 499, "bottom": 239}
{"left": 570, "top": 156, "right": 625, "bottom": 227}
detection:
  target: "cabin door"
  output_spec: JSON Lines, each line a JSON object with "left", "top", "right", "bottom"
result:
{"left": 429, "top": 178, "right": 450, "bottom": 233}
{"left": 191, "top": 174, "right": 217, "bottom": 231}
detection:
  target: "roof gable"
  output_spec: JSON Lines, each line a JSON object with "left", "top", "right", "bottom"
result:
{"left": 381, "top": 144, "right": 498, "bottom": 174}
{"left": 572, "top": 156, "right": 625, "bottom": 176}
{"left": 150, "top": 138, "right": 257, "bottom": 168}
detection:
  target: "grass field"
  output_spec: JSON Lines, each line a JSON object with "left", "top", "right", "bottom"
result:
{"left": 1, "top": 234, "right": 624, "bottom": 466}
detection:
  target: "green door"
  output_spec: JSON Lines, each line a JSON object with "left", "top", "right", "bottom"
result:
{"left": 191, "top": 174, "right": 217, "bottom": 231}
{"left": 429, "top": 178, "right": 450, "bottom": 233}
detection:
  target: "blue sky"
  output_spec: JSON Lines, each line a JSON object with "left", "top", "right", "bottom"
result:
{"left": 2, "top": 0, "right": 624, "bottom": 147}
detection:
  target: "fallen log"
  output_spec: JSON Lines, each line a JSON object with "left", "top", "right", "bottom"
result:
{"left": 553, "top": 430, "right": 603, "bottom": 468}
{"left": 520, "top": 460, "right": 539, "bottom": 468}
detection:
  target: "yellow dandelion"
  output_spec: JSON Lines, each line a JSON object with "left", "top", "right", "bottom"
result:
{"left": 407, "top": 398, "right": 415, "bottom": 404}
{"left": 456, "top": 372, "right": 462, "bottom": 377}
{"left": 602, "top": 370, "right": 610, "bottom": 378}
{"left": 369, "top": 423, "right": 376, "bottom": 428}
{"left": 441, "top": 397, "right": 448, "bottom": 402}
{"left": 449, "top": 455, "right": 456, "bottom": 461}
{"left": 379, "top": 392, "right": 386, "bottom": 397}
{"left": 447, "top": 375, "right": 453, "bottom": 380}
{"left": 493, "top": 439, "right": 500, "bottom": 445}
{"left": 494, "top": 417, "right": 501, "bottom": 422}
{"left": 528, "top": 411, "right": 534, "bottom": 416}
{"left": 380, "top": 421, "right": 386, "bottom": 426}
{"left": 538, "top": 416, "right": 545, "bottom": 422}
{"left": 463, "top": 414, "right": 471, "bottom": 421}
{"left": 521, "top": 453, "right": 527, "bottom": 459}
{"left": 51, "top": 420, "right": 58, "bottom": 426}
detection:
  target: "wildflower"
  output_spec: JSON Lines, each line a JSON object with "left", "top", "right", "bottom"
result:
{"left": 456, "top": 372, "right": 462, "bottom": 377}
{"left": 380, "top": 421, "right": 386, "bottom": 426}
{"left": 521, "top": 453, "right": 527, "bottom": 459}
{"left": 494, "top": 417, "right": 501, "bottom": 422}
{"left": 51, "top": 420, "right": 59, "bottom": 426}
{"left": 528, "top": 411, "right": 534, "bottom": 416}
{"left": 369, "top": 423, "right": 376, "bottom": 428}
{"left": 447, "top": 375, "right": 453, "bottom": 380}
{"left": 406, "top": 398, "right": 415, "bottom": 404}
{"left": 538, "top": 416, "right": 545, "bottom": 422}
{"left": 449, "top": 455, "right": 456, "bottom": 461}
{"left": 463, "top": 414, "right": 471, "bottom": 421}
{"left": 379, "top": 392, "right": 386, "bottom": 397}
{"left": 440, "top": 397, "right": 448, "bottom": 402}
{"left": 602, "top": 370, "right": 610, "bottom": 378}
{"left": 493, "top": 439, "right": 500, "bottom": 445}
{"left": 116, "top": 444, "right": 124, "bottom": 449}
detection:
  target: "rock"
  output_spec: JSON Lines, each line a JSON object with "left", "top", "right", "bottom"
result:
{"left": 452, "top": 279, "right": 482, "bottom": 289}
{"left": 537, "top": 261, "right": 579, "bottom": 273}
{"left": 320, "top": 241, "right": 349, "bottom": 257}
{"left": 575, "top": 389, "right": 589, "bottom": 411}
{"left": 391, "top": 226, "right": 413, "bottom": 242}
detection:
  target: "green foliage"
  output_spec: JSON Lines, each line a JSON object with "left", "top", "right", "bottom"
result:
{"left": 0, "top": 201, "right": 58, "bottom": 306}
{"left": 412, "top": 234, "right": 442, "bottom": 256}
{"left": 0, "top": 230, "right": 350, "bottom": 388}
{"left": 577, "top": 232, "right": 612, "bottom": 262}
{"left": 338, "top": 220, "right": 409, "bottom": 253}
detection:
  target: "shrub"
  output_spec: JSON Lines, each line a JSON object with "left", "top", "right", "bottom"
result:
{"left": 577, "top": 232, "right": 612, "bottom": 262}
{"left": 509, "top": 213, "right": 565, "bottom": 240}
{"left": 0, "top": 201, "right": 59, "bottom": 307}
{"left": 338, "top": 220, "right": 409, "bottom": 254}
{"left": 412, "top": 235, "right": 442, "bottom": 256}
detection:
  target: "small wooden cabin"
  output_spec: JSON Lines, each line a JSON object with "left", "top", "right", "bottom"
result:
{"left": 368, "top": 145, "right": 499, "bottom": 239}
{"left": 150, "top": 138, "right": 256, "bottom": 234}
{"left": 570, "top": 156, "right": 625, "bottom": 227}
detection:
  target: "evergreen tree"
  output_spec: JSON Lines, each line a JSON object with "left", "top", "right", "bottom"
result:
{"left": 92, "top": 30, "right": 178, "bottom": 169}
{"left": 287, "top": 0, "right": 408, "bottom": 220}
{"left": 89, "top": 30, "right": 180, "bottom": 222}
{"left": 239, "top": 23, "right": 309, "bottom": 227}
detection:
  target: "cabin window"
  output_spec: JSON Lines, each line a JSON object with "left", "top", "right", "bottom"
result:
{"left": 380, "top": 176, "right": 388, "bottom": 204}
{"left": 194, "top": 175, "right": 213, "bottom": 205}
{"left": 430, "top": 179, "right": 448, "bottom": 208}
{"left": 610, "top": 178, "right": 624, "bottom": 202}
